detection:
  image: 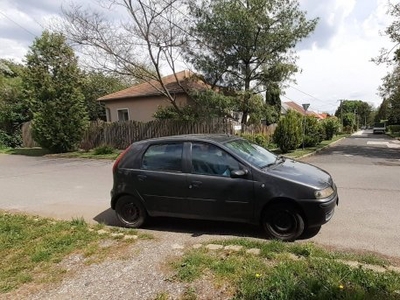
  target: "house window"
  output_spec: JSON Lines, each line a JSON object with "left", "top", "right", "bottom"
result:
{"left": 117, "top": 109, "right": 129, "bottom": 121}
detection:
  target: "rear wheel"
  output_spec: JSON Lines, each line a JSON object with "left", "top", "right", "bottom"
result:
{"left": 262, "top": 204, "right": 304, "bottom": 242}
{"left": 115, "top": 196, "right": 147, "bottom": 228}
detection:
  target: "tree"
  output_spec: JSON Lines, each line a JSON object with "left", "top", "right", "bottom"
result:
{"left": 185, "top": 0, "right": 317, "bottom": 123}
{"left": 60, "top": 0, "right": 189, "bottom": 115}
{"left": 81, "top": 71, "right": 130, "bottom": 121}
{"left": 0, "top": 59, "right": 30, "bottom": 147}
{"left": 273, "top": 110, "right": 302, "bottom": 153}
{"left": 335, "top": 100, "right": 373, "bottom": 129}
{"left": 378, "top": 65, "right": 400, "bottom": 124}
{"left": 373, "top": 3, "right": 400, "bottom": 125}
{"left": 154, "top": 89, "right": 235, "bottom": 120}
{"left": 24, "top": 31, "right": 88, "bottom": 153}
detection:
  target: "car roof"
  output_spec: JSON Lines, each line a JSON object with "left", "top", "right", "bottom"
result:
{"left": 134, "top": 134, "right": 242, "bottom": 145}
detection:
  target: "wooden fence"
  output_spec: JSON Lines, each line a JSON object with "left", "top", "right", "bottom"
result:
{"left": 22, "top": 119, "right": 276, "bottom": 150}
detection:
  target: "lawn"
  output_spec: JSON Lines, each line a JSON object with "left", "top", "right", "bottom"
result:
{"left": 172, "top": 239, "right": 400, "bottom": 299}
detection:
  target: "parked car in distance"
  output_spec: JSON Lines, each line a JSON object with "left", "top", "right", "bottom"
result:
{"left": 373, "top": 122, "right": 386, "bottom": 134}
{"left": 111, "top": 134, "right": 339, "bottom": 241}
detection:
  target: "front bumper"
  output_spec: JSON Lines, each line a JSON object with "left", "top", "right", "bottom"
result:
{"left": 299, "top": 191, "right": 339, "bottom": 228}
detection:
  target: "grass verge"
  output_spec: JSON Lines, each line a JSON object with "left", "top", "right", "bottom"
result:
{"left": 0, "top": 212, "right": 148, "bottom": 294}
{"left": 172, "top": 239, "right": 400, "bottom": 299}
{"left": 0, "top": 147, "right": 50, "bottom": 156}
{"left": 273, "top": 134, "right": 349, "bottom": 159}
{"left": 0, "top": 147, "right": 121, "bottom": 160}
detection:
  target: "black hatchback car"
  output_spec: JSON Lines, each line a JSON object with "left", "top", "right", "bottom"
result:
{"left": 111, "top": 134, "right": 338, "bottom": 241}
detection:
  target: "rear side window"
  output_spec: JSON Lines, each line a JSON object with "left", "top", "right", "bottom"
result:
{"left": 141, "top": 143, "right": 183, "bottom": 172}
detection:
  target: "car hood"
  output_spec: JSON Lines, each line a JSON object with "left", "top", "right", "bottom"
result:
{"left": 266, "top": 158, "right": 332, "bottom": 189}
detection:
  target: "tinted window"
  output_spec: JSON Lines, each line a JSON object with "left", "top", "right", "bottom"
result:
{"left": 142, "top": 143, "right": 183, "bottom": 172}
{"left": 191, "top": 143, "right": 240, "bottom": 177}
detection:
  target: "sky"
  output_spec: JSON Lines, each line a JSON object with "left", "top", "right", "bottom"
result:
{"left": 0, "top": 0, "right": 396, "bottom": 115}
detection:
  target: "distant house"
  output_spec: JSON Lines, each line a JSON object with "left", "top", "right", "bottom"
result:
{"left": 97, "top": 70, "right": 207, "bottom": 122}
{"left": 282, "top": 101, "right": 327, "bottom": 120}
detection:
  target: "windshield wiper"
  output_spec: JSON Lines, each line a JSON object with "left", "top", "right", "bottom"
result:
{"left": 261, "top": 155, "right": 286, "bottom": 169}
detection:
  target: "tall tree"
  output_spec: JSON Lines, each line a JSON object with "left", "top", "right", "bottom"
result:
{"left": 335, "top": 100, "right": 373, "bottom": 128}
{"left": 60, "top": 0, "right": 189, "bottom": 115}
{"left": 24, "top": 31, "right": 88, "bottom": 153}
{"left": 373, "top": 2, "right": 400, "bottom": 124}
{"left": 185, "top": 0, "right": 317, "bottom": 123}
{"left": 0, "top": 59, "right": 30, "bottom": 147}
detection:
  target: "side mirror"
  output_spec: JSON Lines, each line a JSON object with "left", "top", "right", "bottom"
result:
{"left": 231, "top": 169, "right": 248, "bottom": 178}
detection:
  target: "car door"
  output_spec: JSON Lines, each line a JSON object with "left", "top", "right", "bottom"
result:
{"left": 133, "top": 142, "right": 188, "bottom": 216}
{"left": 185, "top": 142, "right": 255, "bottom": 222}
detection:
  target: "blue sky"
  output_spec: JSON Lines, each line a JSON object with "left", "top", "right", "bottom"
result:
{"left": 0, "top": 0, "right": 395, "bottom": 114}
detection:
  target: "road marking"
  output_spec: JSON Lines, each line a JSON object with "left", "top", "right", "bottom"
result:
{"left": 367, "top": 141, "right": 400, "bottom": 148}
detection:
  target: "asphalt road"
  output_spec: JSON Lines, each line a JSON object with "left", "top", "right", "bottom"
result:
{"left": 303, "top": 130, "right": 400, "bottom": 258}
{"left": 1, "top": 130, "right": 400, "bottom": 258}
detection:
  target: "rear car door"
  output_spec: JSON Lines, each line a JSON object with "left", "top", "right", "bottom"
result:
{"left": 133, "top": 142, "right": 188, "bottom": 216}
{"left": 185, "top": 142, "right": 255, "bottom": 222}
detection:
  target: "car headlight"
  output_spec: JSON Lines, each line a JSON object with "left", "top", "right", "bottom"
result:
{"left": 314, "top": 187, "right": 334, "bottom": 199}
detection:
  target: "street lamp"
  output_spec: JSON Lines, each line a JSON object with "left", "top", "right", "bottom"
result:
{"left": 302, "top": 103, "right": 310, "bottom": 150}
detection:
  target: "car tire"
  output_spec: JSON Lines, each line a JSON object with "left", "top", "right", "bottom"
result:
{"left": 298, "top": 225, "right": 321, "bottom": 239}
{"left": 115, "top": 196, "right": 147, "bottom": 228}
{"left": 262, "top": 204, "right": 304, "bottom": 242}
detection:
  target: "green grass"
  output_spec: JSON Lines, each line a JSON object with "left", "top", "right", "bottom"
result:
{"left": 0, "top": 212, "right": 143, "bottom": 294}
{"left": 0, "top": 147, "right": 50, "bottom": 156}
{"left": 0, "top": 147, "right": 121, "bottom": 159}
{"left": 46, "top": 149, "right": 121, "bottom": 160}
{"left": 172, "top": 239, "right": 400, "bottom": 299}
{"left": 273, "top": 134, "right": 349, "bottom": 158}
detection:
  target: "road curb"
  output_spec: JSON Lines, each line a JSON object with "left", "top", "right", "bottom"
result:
{"left": 299, "top": 136, "right": 347, "bottom": 159}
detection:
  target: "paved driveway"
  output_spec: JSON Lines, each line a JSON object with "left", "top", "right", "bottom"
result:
{"left": 1, "top": 131, "right": 400, "bottom": 258}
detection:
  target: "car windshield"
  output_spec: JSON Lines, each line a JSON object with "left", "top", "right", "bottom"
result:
{"left": 225, "top": 139, "right": 277, "bottom": 168}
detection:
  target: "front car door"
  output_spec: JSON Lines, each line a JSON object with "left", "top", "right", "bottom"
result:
{"left": 185, "top": 142, "right": 255, "bottom": 222}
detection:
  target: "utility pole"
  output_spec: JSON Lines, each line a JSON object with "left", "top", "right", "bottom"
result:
{"left": 302, "top": 103, "right": 310, "bottom": 150}
{"left": 339, "top": 99, "right": 344, "bottom": 132}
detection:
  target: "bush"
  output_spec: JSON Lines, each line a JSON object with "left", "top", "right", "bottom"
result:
{"left": 93, "top": 145, "right": 115, "bottom": 155}
{"left": 388, "top": 125, "right": 400, "bottom": 133}
{"left": 240, "top": 133, "right": 269, "bottom": 148}
{"left": 0, "top": 129, "right": 22, "bottom": 148}
{"left": 273, "top": 110, "right": 302, "bottom": 153}
{"left": 322, "top": 118, "right": 340, "bottom": 140}
{"left": 302, "top": 116, "right": 324, "bottom": 147}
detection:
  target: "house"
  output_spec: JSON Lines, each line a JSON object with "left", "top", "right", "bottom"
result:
{"left": 97, "top": 70, "right": 207, "bottom": 122}
{"left": 282, "top": 101, "right": 328, "bottom": 120}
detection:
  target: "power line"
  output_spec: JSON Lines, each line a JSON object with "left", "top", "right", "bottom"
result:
{"left": 0, "top": 11, "right": 38, "bottom": 37}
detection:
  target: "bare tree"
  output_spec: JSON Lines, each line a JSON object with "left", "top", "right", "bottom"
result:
{"left": 60, "top": 0, "right": 190, "bottom": 113}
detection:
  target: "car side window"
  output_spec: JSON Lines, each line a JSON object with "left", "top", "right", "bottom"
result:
{"left": 142, "top": 143, "right": 183, "bottom": 172}
{"left": 191, "top": 143, "right": 240, "bottom": 177}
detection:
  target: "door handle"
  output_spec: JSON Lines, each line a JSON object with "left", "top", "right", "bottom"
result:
{"left": 137, "top": 175, "right": 147, "bottom": 181}
{"left": 189, "top": 181, "right": 202, "bottom": 189}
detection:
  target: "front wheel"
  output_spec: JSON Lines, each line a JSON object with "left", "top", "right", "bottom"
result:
{"left": 262, "top": 204, "right": 304, "bottom": 242}
{"left": 115, "top": 196, "right": 147, "bottom": 228}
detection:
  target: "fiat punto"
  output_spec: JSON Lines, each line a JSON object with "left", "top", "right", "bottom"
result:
{"left": 111, "top": 134, "right": 338, "bottom": 241}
